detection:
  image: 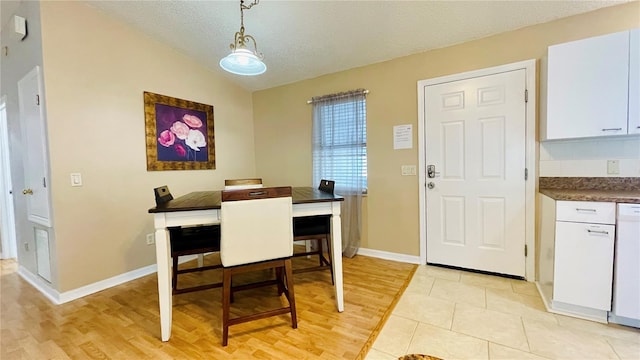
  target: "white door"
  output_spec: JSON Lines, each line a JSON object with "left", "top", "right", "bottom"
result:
{"left": 0, "top": 97, "right": 18, "bottom": 259}
{"left": 17, "top": 66, "right": 51, "bottom": 227}
{"left": 424, "top": 69, "right": 526, "bottom": 277}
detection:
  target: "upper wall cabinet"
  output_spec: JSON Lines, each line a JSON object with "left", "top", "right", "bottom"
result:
{"left": 543, "top": 29, "right": 639, "bottom": 140}
{"left": 629, "top": 29, "right": 640, "bottom": 135}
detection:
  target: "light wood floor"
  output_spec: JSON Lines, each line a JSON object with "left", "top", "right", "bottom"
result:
{"left": 0, "top": 251, "right": 416, "bottom": 359}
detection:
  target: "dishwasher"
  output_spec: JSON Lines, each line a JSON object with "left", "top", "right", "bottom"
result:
{"left": 609, "top": 203, "right": 640, "bottom": 328}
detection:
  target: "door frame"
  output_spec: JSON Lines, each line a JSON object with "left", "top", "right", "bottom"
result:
{"left": 0, "top": 96, "right": 18, "bottom": 259}
{"left": 417, "top": 59, "right": 537, "bottom": 280}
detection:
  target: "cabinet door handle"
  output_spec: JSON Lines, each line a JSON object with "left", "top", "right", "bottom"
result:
{"left": 601, "top": 128, "right": 622, "bottom": 132}
{"left": 575, "top": 208, "right": 596, "bottom": 212}
{"left": 587, "top": 229, "right": 609, "bottom": 235}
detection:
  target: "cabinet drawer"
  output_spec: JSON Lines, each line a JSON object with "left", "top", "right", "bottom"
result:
{"left": 556, "top": 201, "right": 615, "bottom": 224}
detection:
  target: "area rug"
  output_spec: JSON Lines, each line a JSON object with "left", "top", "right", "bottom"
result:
{"left": 398, "top": 355, "right": 444, "bottom": 360}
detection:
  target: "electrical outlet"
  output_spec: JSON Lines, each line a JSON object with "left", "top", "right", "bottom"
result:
{"left": 146, "top": 233, "right": 155, "bottom": 245}
{"left": 607, "top": 160, "right": 620, "bottom": 175}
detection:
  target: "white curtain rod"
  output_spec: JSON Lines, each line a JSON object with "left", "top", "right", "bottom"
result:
{"left": 306, "top": 89, "right": 369, "bottom": 104}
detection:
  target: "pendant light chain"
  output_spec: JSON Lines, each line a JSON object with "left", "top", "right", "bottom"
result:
{"left": 220, "top": 0, "right": 266, "bottom": 76}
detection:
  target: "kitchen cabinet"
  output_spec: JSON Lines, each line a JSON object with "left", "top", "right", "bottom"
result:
{"left": 610, "top": 203, "right": 640, "bottom": 327}
{"left": 552, "top": 200, "right": 616, "bottom": 321}
{"left": 543, "top": 29, "right": 639, "bottom": 140}
{"left": 536, "top": 194, "right": 556, "bottom": 309}
{"left": 629, "top": 29, "right": 640, "bottom": 134}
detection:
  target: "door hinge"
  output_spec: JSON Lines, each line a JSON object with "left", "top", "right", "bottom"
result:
{"left": 43, "top": 177, "right": 46, "bottom": 188}
{"left": 524, "top": 168, "right": 528, "bottom": 180}
{"left": 36, "top": 94, "right": 40, "bottom": 105}
{"left": 524, "top": 244, "right": 528, "bottom": 257}
{"left": 524, "top": 89, "right": 528, "bottom": 103}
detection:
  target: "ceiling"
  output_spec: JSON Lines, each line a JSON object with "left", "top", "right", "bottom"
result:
{"left": 15, "top": 1, "right": 634, "bottom": 91}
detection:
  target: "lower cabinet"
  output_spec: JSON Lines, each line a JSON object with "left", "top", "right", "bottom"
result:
{"left": 553, "top": 221, "right": 615, "bottom": 310}
{"left": 551, "top": 200, "right": 616, "bottom": 321}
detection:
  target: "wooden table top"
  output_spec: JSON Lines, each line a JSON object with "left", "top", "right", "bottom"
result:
{"left": 149, "top": 187, "right": 343, "bottom": 213}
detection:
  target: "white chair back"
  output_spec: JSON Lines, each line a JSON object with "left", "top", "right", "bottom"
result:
{"left": 220, "top": 187, "right": 293, "bottom": 267}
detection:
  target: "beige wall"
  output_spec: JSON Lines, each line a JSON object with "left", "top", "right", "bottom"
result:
{"left": 253, "top": 2, "right": 640, "bottom": 256}
{"left": 40, "top": 2, "right": 257, "bottom": 291}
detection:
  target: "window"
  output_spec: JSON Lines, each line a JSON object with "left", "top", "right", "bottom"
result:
{"left": 312, "top": 90, "right": 367, "bottom": 194}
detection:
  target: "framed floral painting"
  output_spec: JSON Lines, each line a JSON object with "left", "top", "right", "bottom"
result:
{"left": 144, "top": 91, "right": 215, "bottom": 171}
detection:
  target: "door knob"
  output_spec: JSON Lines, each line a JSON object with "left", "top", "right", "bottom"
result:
{"left": 427, "top": 182, "right": 435, "bottom": 189}
{"left": 22, "top": 188, "right": 33, "bottom": 195}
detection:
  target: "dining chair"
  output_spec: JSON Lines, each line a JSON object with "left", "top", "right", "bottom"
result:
{"left": 291, "top": 180, "right": 335, "bottom": 284}
{"left": 154, "top": 186, "right": 222, "bottom": 294}
{"left": 224, "top": 178, "right": 263, "bottom": 190}
{"left": 220, "top": 186, "right": 297, "bottom": 346}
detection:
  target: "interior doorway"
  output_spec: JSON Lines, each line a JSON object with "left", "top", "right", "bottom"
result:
{"left": 0, "top": 96, "right": 18, "bottom": 259}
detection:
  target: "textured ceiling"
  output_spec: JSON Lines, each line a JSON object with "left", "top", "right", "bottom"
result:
{"left": 74, "top": 1, "right": 631, "bottom": 91}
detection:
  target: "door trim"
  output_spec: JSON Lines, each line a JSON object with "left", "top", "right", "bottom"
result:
{"left": 417, "top": 59, "right": 537, "bottom": 280}
{"left": 0, "top": 96, "right": 18, "bottom": 259}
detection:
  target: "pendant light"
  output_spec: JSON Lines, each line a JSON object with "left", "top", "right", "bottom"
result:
{"left": 219, "top": 0, "right": 266, "bottom": 76}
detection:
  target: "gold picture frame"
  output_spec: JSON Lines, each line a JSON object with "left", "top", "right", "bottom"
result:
{"left": 144, "top": 91, "right": 215, "bottom": 171}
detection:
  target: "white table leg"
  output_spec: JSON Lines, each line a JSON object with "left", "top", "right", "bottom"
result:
{"left": 330, "top": 202, "right": 344, "bottom": 312}
{"left": 197, "top": 254, "right": 204, "bottom": 267}
{"left": 155, "top": 227, "right": 172, "bottom": 341}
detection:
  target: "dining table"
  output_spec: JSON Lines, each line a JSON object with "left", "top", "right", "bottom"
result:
{"left": 148, "top": 187, "right": 345, "bottom": 341}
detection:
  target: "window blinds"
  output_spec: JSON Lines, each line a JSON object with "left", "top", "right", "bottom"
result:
{"left": 312, "top": 91, "right": 367, "bottom": 193}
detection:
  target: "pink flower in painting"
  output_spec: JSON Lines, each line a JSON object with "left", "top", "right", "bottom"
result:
{"left": 174, "top": 144, "right": 187, "bottom": 157}
{"left": 182, "top": 114, "right": 203, "bottom": 128}
{"left": 170, "top": 121, "right": 190, "bottom": 140}
{"left": 186, "top": 129, "right": 206, "bottom": 151}
{"left": 158, "top": 130, "right": 175, "bottom": 147}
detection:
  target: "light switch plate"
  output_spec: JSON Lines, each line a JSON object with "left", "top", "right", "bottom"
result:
{"left": 70, "top": 173, "right": 82, "bottom": 186}
{"left": 401, "top": 165, "right": 416, "bottom": 176}
{"left": 606, "top": 160, "right": 620, "bottom": 175}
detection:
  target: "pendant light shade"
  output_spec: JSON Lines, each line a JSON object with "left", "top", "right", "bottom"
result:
{"left": 220, "top": 0, "right": 266, "bottom": 76}
{"left": 220, "top": 48, "right": 266, "bottom": 76}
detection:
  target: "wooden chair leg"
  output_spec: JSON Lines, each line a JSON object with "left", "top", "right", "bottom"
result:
{"left": 275, "top": 267, "right": 284, "bottom": 295}
{"left": 284, "top": 259, "right": 297, "bottom": 328}
{"left": 222, "top": 268, "right": 232, "bottom": 346}
{"left": 172, "top": 256, "right": 179, "bottom": 292}
{"left": 325, "top": 235, "right": 334, "bottom": 285}
{"left": 315, "top": 239, "right": 324, "bottom": 266}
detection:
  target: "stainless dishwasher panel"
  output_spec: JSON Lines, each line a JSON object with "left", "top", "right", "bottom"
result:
{"left": 610, "top": 203, "right": 640, "bottom": 328}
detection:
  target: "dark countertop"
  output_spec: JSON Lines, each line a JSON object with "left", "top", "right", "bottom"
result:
{"left": 539, "top": 189, "right": 640, "bottom": 204}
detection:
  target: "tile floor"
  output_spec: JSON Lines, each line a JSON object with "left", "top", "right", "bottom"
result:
{"left": 366, "top": 265, "right": 640, "bottom": 360}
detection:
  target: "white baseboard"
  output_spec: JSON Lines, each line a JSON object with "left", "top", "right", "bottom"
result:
{"left": 18, "top": 265, "right": 61, "bottom": 304}
{"left": 357, "top": 247, "right": 421, "bottom": 264}
{"left": 535, "top": 281, "right": 552, "bottom": 312}
{"left": 18, "top": 255, "right": 202, "bottom": 305}
{"left": 58, "top": 263, "right": 158, "bottom": 304}
{"left": 549, "top": 300, "right": 609, "bottom": 324}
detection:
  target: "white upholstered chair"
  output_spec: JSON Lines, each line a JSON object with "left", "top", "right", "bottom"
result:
{"left": 219, "top": 186, "right": 297, "bottom": 346}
